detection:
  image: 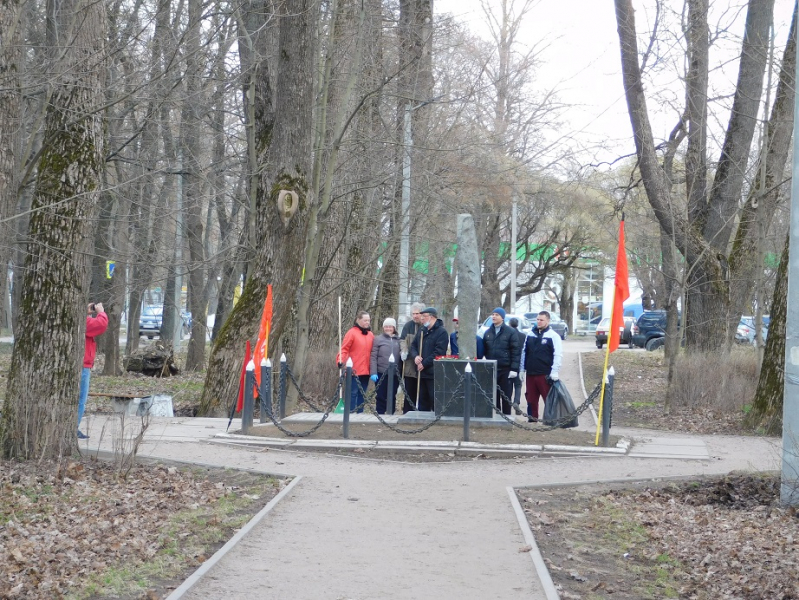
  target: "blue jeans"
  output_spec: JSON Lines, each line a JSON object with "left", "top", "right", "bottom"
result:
{"left": 350, "top": 375, "right": 370, "bottom": 413}
{"left": 78, "top": 367, "right": 91, "bottom": 430}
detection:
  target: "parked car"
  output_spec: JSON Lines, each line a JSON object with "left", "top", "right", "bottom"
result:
{"left": 524, "top": 312, "right": 568, "bottom": 339}
{"left": 631, "top": 310, "right": 675, "bottom": 351}
{"left": 595, "top": 316, "right": 635, "bottom": 349}
{"left": 477, "top": 314, "right": 533, "bottom": 337}
{"left": 139, "top": 305, "right": 163, "bottom": 339}
{"left": 737, "top": 315, "right": 769, "bottom": 344}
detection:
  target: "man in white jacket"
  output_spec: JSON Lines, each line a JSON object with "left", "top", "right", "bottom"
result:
{"left": 521, "top": 311, "right": 562, "bottom": 423}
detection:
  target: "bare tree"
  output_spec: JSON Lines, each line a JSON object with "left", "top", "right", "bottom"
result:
{"left": 1, "top": 0, "right": 106, "bottom": 459}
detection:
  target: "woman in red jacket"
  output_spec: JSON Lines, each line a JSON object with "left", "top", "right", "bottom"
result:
{"left": 337, "top": 311, "right": 374, "bottom": 413}
{"left": 78, "top": 302, "right": 108, "bottom": 439}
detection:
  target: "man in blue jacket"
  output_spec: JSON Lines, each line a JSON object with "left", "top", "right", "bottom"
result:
{"left": 481, "top": 307, "right": 521, "bottom": 416}
{"left": 522, "top": 311, "right": 562, "bottom": 422}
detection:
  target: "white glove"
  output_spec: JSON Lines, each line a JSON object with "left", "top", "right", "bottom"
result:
{"left": 401, "top": 352, "right": 408, "bottom": 361}
{"left": 550, "top": 372, "right": 559, "bottom": 381}
{"left": 509, "top": 371, "right": 517, "bottom": 379}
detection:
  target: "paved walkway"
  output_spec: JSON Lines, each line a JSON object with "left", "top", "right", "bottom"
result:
{"left": 80, "top": 339, "right": 781, "bottom": 599}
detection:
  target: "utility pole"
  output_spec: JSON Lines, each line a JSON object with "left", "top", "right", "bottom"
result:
{"left": 173, "top": 151, "right": 184, "bottom": 349}
{"left": 782, "top": 34, "right": 799, "bottom": 506}
{"left": 397, "top": 104, "right": 412, "bottom": 329}
{"left": 510, "top": 195, "right": 517, "bottom": 310}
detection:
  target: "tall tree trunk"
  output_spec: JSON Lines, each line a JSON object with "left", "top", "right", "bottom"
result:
{"left": 183, "top": 0, "right": 208, "bottom": 370}
{"left": 729, "top": 2, "right": 797, "bottom": 324}
{"left": 200, "top": 0, "right": 316, "bottom": 415}
{"left": 746, "top": 232, "right": 788, "bottom": 434}
{"left": 1, "top": 0, "right": 106, "bottom": 459}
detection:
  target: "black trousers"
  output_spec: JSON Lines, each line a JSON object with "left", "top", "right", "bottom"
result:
{"left": 403, "top": 375, "right": 419, "bottom": 412}
{"left": 417, "top": 377, "right": 435, "bottom": 412}
{"left": 496, "top": 368, "right": 513, "bottom": 415}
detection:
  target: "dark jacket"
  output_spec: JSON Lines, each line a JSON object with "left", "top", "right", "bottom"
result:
{"left": 450, "top": 331, "right": 459, "bottom": 356}
{"left": 482, "top": 322, "right": 521, "bottom": 371}
{"left": 523, "top": 325, "right": 563, "bottom": 375}
{"left": 400, "top": 320, "right": 421, "bottom": 378}
{"left": 370, "top": 332, "right": 401, "bottom": 375}
{"left": 409, "top": 318, "right": 450, "bottom": 379}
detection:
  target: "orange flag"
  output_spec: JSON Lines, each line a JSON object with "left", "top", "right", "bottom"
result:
{"left": 608, "top": 220, "right": 630, "bottom": 353}
{"left": 253, "top": 284, "right": 273, "bottom": 386}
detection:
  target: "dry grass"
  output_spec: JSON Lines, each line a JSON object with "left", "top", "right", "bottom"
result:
{"left": 668, "top": 349, "right": 758, "bottom": 412}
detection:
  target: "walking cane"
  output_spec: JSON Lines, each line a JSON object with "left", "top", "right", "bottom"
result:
{"left": 416, "top": 330, "right": 423, "bottom": 410}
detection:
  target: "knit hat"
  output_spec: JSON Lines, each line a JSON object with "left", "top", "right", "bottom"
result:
{"left": 383, "top": 317, "right": 397, "bottom": 329}
{"left": 492, "top": 307, "right": 506, "bottom": 319}
{"left": 420, "top": 307, "right": 438, "bottom": 317}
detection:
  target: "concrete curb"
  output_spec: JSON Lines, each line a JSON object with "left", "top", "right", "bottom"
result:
{"left": 165, "top": 475, "right": 303, "bottom": 600}
{"left": 212, "top": 431, "right": 630, "bottom": 458}
{"left": 507, "top": 486, "right": 560, "bottom": 600}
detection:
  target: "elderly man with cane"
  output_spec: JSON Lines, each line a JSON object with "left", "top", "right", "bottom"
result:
{"left": 409, "top": 307, "right": 449, "bottom": 412}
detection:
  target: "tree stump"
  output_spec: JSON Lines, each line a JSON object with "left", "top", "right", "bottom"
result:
{"left": 124, "top": 342, "right": 179, "bottom": 377}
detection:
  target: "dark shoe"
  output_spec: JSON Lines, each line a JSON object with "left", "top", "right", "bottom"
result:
{"left": 77, "top": 430, "right": 89, "bottom": 439}
{"left": 527, "top": 417, "right": 538, "bottom": 423}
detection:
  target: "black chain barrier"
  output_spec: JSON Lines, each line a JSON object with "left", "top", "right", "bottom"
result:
{"left": 250, "top": 360, "right": 602, "bottom": 439}
{"left": 473, "top": 378, "right": 601, "bottom": 432}
{"left": 354, "top": 373, "right": 464, "bottom": 434}
{"left": 285, "top": 363, "right": 326, "bottom": 412}
{"left": 258, "top": 371, "right": 345, "bottom": 438}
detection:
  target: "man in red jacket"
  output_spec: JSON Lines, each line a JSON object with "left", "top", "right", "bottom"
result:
{"left": 78, "top": 302, "right": 108, "bottom": 439}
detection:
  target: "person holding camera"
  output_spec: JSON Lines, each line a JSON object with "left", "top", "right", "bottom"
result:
{"left": 78, "top": 302, "right": 108, "bottom": 439}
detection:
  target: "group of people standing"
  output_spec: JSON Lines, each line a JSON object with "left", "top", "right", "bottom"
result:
{"left": 336, "top": 302, "right": 562, "bottom": 421}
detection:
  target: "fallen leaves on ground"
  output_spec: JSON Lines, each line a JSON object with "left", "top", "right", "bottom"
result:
{"left": 522, "top": 474, "right": 799, "bottom": 600}
{"left": 0, "top": 460, "right": 282, "bottom": 599}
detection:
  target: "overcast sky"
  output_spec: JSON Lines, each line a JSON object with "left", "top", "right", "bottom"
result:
{"left": 434, "top": 0, "right": 796, "bottom": 168}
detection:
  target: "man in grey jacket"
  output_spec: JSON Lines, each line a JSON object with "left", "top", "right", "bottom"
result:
{"left": 399, "top": 302, "right": 425, "bottom": 412}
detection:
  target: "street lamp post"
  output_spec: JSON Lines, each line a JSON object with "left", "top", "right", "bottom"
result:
{"left": 397, "top": 104, "right": 412, "bottom": 329}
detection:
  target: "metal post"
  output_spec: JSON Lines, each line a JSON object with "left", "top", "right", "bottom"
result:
{"left": 260, "top": 358, "right": 272, "bottom": 422}
{"left": 343, "top": 359, "right": 353, "bottom": 439}
{"left": 278, "top": 354, "right": 287, "bottom": 420}
{"left": 387, "top": 353, "right": 396, "bottom": 415}
{"left": 397, "top": 104, "right": 412, "bottom": 330}
{"left": 242, "top": 361, "right": 255, "bottom": 434}
{"left": 510, "top": 195, "right": 517, "bottom": 310}
{"left": 463, "top": 363, "right": 472, "bottom": 442}
{"left": 782, "top": 31, "right": 799, "bottom": 506}
{"left": 602, "top": 366, "right": 614, "bottom": 447}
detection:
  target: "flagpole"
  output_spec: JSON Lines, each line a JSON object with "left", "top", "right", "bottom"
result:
{"left": 595, "top": 216, "right": 628, "bottom": 446}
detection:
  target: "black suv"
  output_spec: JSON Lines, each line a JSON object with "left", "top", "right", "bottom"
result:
{"left": 631, "top": 311, "right": 668, "bottom": 351}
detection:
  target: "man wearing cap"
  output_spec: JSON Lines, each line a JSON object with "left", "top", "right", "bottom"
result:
{"left": 522, "top": 310, "right": 562, "bottom": 422}
{"left": 400, "top": 302, "right": 425, "bottom": 412}
{"left": 409, "top": 307, "right": 449, "bottom": 411}
{"left": 481, "top": 307, "right": 521, "bottom": 416}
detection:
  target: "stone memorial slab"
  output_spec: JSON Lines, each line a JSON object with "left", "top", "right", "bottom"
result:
{"left": 433, "top": 359, "right": 495, "bottom": 418}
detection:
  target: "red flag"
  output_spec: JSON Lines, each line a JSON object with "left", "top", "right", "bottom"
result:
{"left": 236, "top": 340, "right": 251, "bottom": 412}
{"left": 608, "top": 220, "right": 630, "bottom": 353}
{"left": 253, "top": 284, "right": 273, "bottom": 386}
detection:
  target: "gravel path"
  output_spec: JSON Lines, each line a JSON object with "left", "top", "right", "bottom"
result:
{"left": 85, "top": 338, "right": 781, "bottom": 600}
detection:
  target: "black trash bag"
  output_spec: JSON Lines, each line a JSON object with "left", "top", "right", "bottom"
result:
{"left": 542, "top": 380, "right": 578, "bottom": 428}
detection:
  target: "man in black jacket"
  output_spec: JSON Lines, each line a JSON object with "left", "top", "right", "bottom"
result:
{"left": 409, "top": 307, "right": 450, "bottom": 411}
{"left": 482, "top": 307, "right": 521, "bottom": 415}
